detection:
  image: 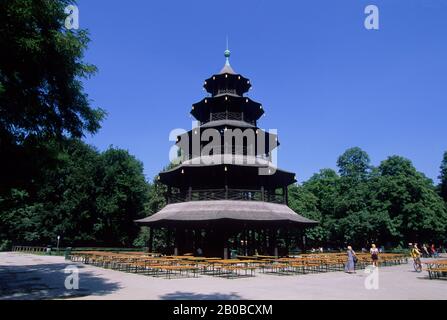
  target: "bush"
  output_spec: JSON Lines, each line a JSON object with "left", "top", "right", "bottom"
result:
{"left": 0, "top": 240, "right": 12, "bottom": 252}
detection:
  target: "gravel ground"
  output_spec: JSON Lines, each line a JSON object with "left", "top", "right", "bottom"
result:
{"left": 0, "top": 252, "right": 446, "bottom": 300}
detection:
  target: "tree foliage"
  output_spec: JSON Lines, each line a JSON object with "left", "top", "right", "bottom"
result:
{"left": 0, "top": 0, "right": 106, "bottom": 196}
{"left": 337, "top": 147, "right": 371, "bottom": 181}
{"left": 0, "top": 0, "right": 105, "bottom": 143}
{"left": 290, "top": 148, "right": 447, "bottom": 249}
{"left": 439, "top": 151, "right": 447, "bottom": 203}
{"left": 0, "top": 140, "right": 150, "bottom": 247}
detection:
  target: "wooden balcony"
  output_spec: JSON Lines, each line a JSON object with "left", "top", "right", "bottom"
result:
{"left": 167, "top": 188, "right": 287, "bottom": 205}
{"left": 200, "top": 112, "right": 257, "bottom": 126}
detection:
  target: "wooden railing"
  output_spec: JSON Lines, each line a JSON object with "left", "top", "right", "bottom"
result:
{"left": 168, "top": 188, "right": 286, "bottom": 205}
{"left": 12, "top": 246, "right": 47, "bottom": 253}
{"left": 182, "top": 146, "right": 271, "bottom": 160}
{"left": 201, "top": 112, "right": 256, "bottom": 126}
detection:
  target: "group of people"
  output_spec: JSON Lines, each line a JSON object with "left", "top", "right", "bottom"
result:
{"left": 344, "top": 242, "right": 443, "bottom": 274}
{"left": 344, "top": 244, "right": 380, "bottom": 274}
{"left": 414, "top": 243, "right": 440, "bottom": 258}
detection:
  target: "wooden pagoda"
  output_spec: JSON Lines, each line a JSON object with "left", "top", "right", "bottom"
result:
{"left": 136, "top": 49, "right": 317, "bottom": 258}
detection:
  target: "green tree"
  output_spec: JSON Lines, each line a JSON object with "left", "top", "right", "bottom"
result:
{"left": 0, "top": 140, "right": 151, "bottom": 247}
{"left": 336, "top": 148, "right": 368, "bottom": 245}
{"left": 288, "top": 185, "right": 327, "bottom": 245}
{"left": 376, "top": 156, "right": 447, "bottom": 244}
{"left": 93, "top": 148, "right": 150, "bottom": 246}
{"left": 337, "top": 147, "right": 371, "bottom": 180}
{"left": 0, "top": 139, "right": 99, "bottom": 245}
{"left": 133, "top": 178, "right": 167, "bottom": 248}
{"left": 0, "top": 0, "right": 105, "bottom": 195}
{"left": 300, "top": 169, "right": 340, "bottom": 246}
{"left": 439, "top": 151, "right": 447, "bottom": 203}
{"left": 0, "top": 0, "right": 105, "bottom": 143}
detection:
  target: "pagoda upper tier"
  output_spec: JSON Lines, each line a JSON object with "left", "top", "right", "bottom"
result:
{"left": 191, "top": 95, "right": 264, "bottom": 125}
{"left": 203, "top": 49, "right": 252, "bottom": 97}
{"left": 191, "top": 50, "right": 264, "bottom": 125}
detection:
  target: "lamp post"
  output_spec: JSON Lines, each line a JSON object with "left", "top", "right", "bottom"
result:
{"left": 57, "top": 235, "right": 60, "bottom": 252}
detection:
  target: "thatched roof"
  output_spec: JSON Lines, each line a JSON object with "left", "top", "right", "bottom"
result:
{"left": 135, "top": 200, "right": 318, "bottom": 227}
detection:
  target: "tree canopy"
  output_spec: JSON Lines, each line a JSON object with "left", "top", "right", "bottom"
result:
{"left": 0, "top": 0, "right": 105, "bottom": 144}
{"left": 0, "top": 140, "right": 150, "bottom": 247}
{"left": 291, "top": 150, "right": 447, "bottom": 249}
{"left": 439, "top": 151, "right": 447, "bottom": 203}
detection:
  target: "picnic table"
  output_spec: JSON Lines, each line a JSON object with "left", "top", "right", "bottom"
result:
{"left": 424, "top": 259, "right": 447, "bottom": 279}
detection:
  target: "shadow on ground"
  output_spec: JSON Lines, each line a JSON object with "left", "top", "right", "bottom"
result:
{"left": 0, "top": 263, "right": 121, "bottom": 300}
{"left": 160, "top": 291, "right": 243, "bottom": 300}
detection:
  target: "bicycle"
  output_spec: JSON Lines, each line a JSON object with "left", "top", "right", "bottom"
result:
{"left": 413, "top": 257, "right": 422, "bottom": 272}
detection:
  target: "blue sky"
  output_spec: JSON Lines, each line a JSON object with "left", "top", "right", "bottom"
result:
{"left": 78, "top": 0, "right": 447, "bottom": 184}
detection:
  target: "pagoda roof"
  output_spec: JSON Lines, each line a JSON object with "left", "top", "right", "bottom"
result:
{"left": 135, "top": 200, "right": 318, "bottom": 227}
{"left": 203, "top": 73, "right": 251, "bottom": 96}
{"left": 175, "top": 125, "right": 280, "bottom": 155}
{"left": 178, "top": 155, "right": 282, "bottom": 167}
{"left": 191, "top": 95, "right": 264, "bottom": 122}
{"left": 159, "top": 156, "right": 296, "bottom": 188}
{"left": 220, "top": 62, "right": 236, "bottom": 75}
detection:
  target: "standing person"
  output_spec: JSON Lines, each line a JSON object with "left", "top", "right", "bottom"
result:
{"left": 431, "top": 244, "right": 438, "bottom": 258}
{"left": 422, "top": 244, "right": 430, "bottom": 258}
{"left": 370, "top": 244, "right": 379, "bottom": 267}
{"left": 345, "top": 246, "right": 357, "bottom": 274}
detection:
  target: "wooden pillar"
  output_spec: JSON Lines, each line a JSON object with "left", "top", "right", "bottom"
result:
{"left": 167, "top": 186, "right": 172, "bottom": 204}
{"left": 264, "top": 229, "right": 269, "bottom": 254}
{"left": 267, "top": 229, "right": 272, "bottom": 254}
{"left": 223, "top": 247, "right": 228, "bottom": 259}
{"left": 166, "top": 228, "right": 171, "bottom": 255}
{"left": 274, "top": 230, "right": 279, "bottom": 257}
{"left": 148, "top": 227, "right": 154, "bottom": 253}
{"left": 285, "top": 228, "right": 290, "bottom": 257}
{"left": 283, "top": 187, "right": 288, "bottom": 205}
{"left": 250, "top": 229, "right": 256, "bottom": 255}
{"left": 302, "top": 232, "right": 307, "bottom": 254}
{"left": 242, "top": 228, "right": 247, "bottom": 256}
{"left": 173, "top": 228, "right": 180, "bottom": 256}
{"left": 222, "top": 227, "right": 230, "bottom": 259}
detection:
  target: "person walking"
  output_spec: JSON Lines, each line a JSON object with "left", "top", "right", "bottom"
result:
{"left": 431, "top": 244, "right": 438, "bottom": 258}
{"left": 370, "top": 244, "right": 379, "bottom": 267}
{"left": 422, "top": 243, "right": 430, "bottom": 258}
{"left": 345, "top": 246, "right": 357, "bottom": 274}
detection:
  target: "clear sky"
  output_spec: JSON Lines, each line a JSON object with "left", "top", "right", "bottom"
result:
{"left": 78, "top": 0, "right": 447, "bottom": 184}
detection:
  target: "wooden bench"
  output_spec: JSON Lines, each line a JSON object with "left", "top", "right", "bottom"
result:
{"left": 426, "top": 267, "right": 447, "bottom": 279}
{"left": 219, "top": 265, "right": 256, "bottom": 278}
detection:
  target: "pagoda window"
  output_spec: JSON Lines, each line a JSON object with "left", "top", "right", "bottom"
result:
{"left": 217, "top": 88, "right": 237, "bottom": 95}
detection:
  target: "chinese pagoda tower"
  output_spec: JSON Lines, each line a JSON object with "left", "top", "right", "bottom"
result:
{"left": 137, "top": 49, "right": 317, "bottom": 258}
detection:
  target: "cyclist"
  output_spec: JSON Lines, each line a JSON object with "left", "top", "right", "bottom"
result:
{"left": 411, "top": 243, "right": 422, "bottom": 272}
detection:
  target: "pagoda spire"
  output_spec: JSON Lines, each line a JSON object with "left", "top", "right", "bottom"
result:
{"left": 225, "top": 36, "right": 230, "bottom": 65}
{"left": 220, "top": 39, "right": 236, "bottom": 74}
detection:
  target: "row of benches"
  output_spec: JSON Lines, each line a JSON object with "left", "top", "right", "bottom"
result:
{"left": 425, "top": 260, "right": 447, "bottom": 280}
{"left": 68, "top": 251, "right": 408, "bottom": 279}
